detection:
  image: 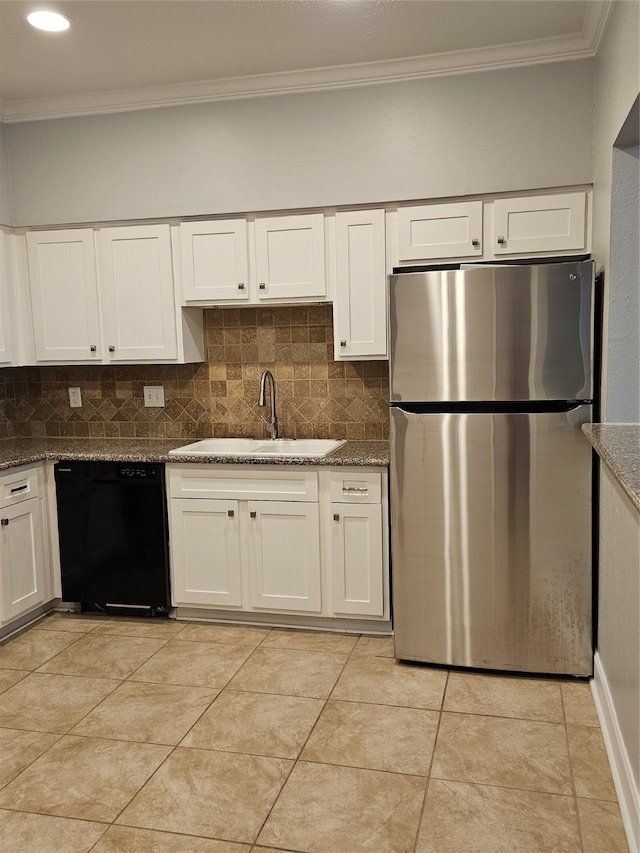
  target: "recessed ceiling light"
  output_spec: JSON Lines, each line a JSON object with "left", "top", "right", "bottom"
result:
{"left": 26, "top": 10, "right": 71, "bottom": 32}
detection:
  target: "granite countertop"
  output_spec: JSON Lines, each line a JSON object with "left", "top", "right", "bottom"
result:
{"left": 583, "top": 424, "right": 640, "bottom": 511}
{"left": 0, "top": 437, "right": 390, "bottom": 471}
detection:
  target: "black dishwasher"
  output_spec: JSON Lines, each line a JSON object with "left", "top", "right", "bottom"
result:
{"left": 54, "top": 461, "right": 170, "bottom": 616}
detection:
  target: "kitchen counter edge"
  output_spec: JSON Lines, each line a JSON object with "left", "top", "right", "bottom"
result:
{"left": 0, "top": 438, "right": 390, "bottom": 471}
{"left": 583, "top": 424, "right": 640, "bottom": 511}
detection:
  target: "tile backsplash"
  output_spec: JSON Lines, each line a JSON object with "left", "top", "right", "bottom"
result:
{"left": 5, "top": 305, "right": 390, "bottom": 441}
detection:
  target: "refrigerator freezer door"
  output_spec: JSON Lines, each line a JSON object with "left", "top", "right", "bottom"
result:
{"left": 390, "top": 405, "right": 593, "bottom": 674}
{"left": 389, "top": 261, "right": 593, "bottom": 403}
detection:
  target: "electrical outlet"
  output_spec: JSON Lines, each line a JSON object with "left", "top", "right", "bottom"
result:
{"left": 143, "top": 385, "right": 165, "bottom": 407}
{"left": 68, "top": 387, "right": 82, "bottom": 408}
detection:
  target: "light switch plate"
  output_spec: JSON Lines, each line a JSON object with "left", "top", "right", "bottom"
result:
{"left": 143, "top": 385, "right": 165, "bottom": 407}
{"left": 68, "top": 387, "right": 82, "bottom": 408}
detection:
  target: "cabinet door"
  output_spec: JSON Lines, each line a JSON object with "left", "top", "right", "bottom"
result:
{"left": 397, "top": 201, "right": 483, "bottom": 261}
{"left": 493, "top": 192, "right": 587, "bottom": 255}
{"left": 181, "top": 219, "right": 250, "bottom": 303}
{"left": 0, "top": 231, "right": 15, "bottom": 365}
{"left": 170, "top": 498, "right": 242, "bottom": 607}
{"left": 98, "top": 224, "right": 178, "bottom": 361}
{"left": 0, "top": 497, "right": 46, "bottom": 624}
{"left": 334, "top": 210, "right": 387, "bottom": 359}
{"left": 330, "top": 503, "right": 383, "bottom": 616}
{"left": 248, "top": 501, "right": 321, "bottom": 612}
{"left": 27, "top": 229, "right": 102, "bottom": 362}
{"left": 254, "top": 214, "right": 326, "bottom": 301}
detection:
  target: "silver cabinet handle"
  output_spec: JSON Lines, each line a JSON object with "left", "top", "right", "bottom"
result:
{"left": 227, "top": 509, "right": 234, "bottom": 518}
{"left": 333, "top": 513, "right": 340, "bottom": 522}
{"left": 497, "top": 236, "right": 506, "bottom": 245}
{"left": 342, "top": 486, "right": 368, "bottom": 493}
{"left": 237, "top": 283, "right": 245, "bottom": 290}
{"left": 90, "top": 345, "right": 97, "bottom": 352}
{"left": 250, "top": 511, "right": 257, "bottom": 518}
{"left": 340, "top": 340, "right": 347, "bottom": 347}
{"left": 10, "top": 484, "right": 28, "bottom": 493}
{"left": 108, "top": 345, "right": 115, "bottom": 352}
{"left": 472, "top": 238, "right": 480, "bottom": 247}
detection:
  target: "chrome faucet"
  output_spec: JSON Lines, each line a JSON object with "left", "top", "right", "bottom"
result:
{"left": 258, "top": 369, "right": 278, "bottom": 440}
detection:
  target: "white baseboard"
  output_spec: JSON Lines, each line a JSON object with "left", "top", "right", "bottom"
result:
{"left": 592, "top": 651, "right": 640, "bottom": 853}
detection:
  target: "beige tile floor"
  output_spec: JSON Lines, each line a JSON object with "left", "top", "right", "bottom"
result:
{"left": 0, "top": 612, "right": 630, "bottom": 853}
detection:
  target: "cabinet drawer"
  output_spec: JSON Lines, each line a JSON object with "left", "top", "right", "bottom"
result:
{"left": 0, "top": 467, "right": 40, "bottom": 506}
{"left": 330, "top": 472, "right": 381, "bottom": 504}
{"left": 168, "top": 464, "right": 318, "bottom": 502}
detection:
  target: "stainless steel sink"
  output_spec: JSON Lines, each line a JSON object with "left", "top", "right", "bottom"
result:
{"left": 169, "top": 438, "right": 346, "bottom": 458}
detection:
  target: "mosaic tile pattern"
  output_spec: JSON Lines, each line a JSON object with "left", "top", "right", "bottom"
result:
{"left": 5, "top": 306, "right": 390, "bottom": 441}
{"left": 0, "top": 369, "right": 19, "bottom": 440}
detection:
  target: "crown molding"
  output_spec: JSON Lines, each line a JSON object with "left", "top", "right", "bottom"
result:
{"left": 0, "top": 1, "right": 614, "bottom": 124}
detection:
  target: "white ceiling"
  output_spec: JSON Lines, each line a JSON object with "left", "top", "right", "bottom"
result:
{"left": 0, "top": 0, "right": 614, "bottom": 123}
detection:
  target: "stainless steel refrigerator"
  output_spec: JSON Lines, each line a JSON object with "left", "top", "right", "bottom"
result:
{"left": 389, "top": 260, "right": 595, "bottom": 675}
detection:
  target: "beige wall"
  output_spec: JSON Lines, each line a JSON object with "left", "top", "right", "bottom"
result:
{"left": 597, "top": 465, "right": 640, "bottom": 787}
{"left": 592, "top": 1, "right": 640, "bottom": 269}
{"left": 0, "top": 124, "right": 12, "bottom": 226}
{"left": 5, "top": 60, "right": 593, "bottom": 227}
{"left": 592, "top": 0, "right": 640, "bottom": 413}
{"left": 590, "top": 2, "right": 640, "bottom": 844}
{"left": 606, "top": 142, "right": 639, "bottom": 421}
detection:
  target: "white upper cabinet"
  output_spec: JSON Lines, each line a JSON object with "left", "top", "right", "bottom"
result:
{"left": 181, "top": 219, "right": 250, "bottom": 303}
{"left": 396, "top": 201, "right": 484, "bottom": 262}
{"left": 0, "top": 231, "right": 18, "bottom": 366}
{"left": 180, "top": 212, "right": 326, "bottom": 305}
{"left": 492, "top": 191, "right": 588, "bottom": 255}
{"left": 392, "top": 190, "right": 590, "bottom": 265}
{"left": 97, "top": 224, "right": 177, "bottom": 362}
{"left": 333, "top": 209, "right": 387, "bottom": 360}
{"left": 26, "top": 228, "right": 102, "bottom": 362}
{"left": 25, "top": 225, "right": 203, "bottom": 365}
{"left": 254, "top": 213, "right": 326, "bottom": 302}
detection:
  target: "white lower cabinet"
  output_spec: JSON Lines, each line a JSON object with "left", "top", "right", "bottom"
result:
{"left": 0, "top": 466, "right": 48, "bottom": 626}
{"left": 168, "top": 464, "right": 389, "bottom": 624}
{"left": 170, "top": 498, "right": 242, "bottom": 607}
{"left": 330, "top": 503, "right": 383, "bottom": 617}
{"left": 326, "top": 470, "right": 385, "bottom": 617}
{"left": 168, "top": 465, "right": 321, "bottom": 615}
{"left": 248, "top": 501, "right": 321, "bottom": 612}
